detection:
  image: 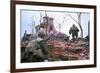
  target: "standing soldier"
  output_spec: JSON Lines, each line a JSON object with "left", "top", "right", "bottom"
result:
{"left": 69, "top": 24, "right": 79, "bottom": 40}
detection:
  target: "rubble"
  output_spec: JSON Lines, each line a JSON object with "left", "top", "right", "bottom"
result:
{"left": 21, "top": 37, "right": 89, "bottom": 62}
{"left": 47, "top": 38, "right": 89, "bottom": 61}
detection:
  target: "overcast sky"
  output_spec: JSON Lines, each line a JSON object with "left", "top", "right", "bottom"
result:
{"left": 21, "top": 10, "right": 90, "bottom": 39}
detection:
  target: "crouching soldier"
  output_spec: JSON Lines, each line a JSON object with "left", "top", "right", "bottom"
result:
{"left": 37, "top": 31, "right": 50, "bottom": 61}
{"left": 69, "top": 24, "right": 79, "bottom": 40}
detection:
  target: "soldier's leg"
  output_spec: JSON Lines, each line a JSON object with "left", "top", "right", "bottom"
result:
{"left": 76, "top": 33, "right": 78, "bottom": 38}
{"left": 72, "top": 34, "right": 75, "bottom": 42}
{"left": 72, "top": 34, "right": 74, "bottom": 39}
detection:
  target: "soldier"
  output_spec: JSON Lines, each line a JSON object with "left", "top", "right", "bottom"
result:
{"left": 69, "top": 24, "right": 79, "bottom": 40}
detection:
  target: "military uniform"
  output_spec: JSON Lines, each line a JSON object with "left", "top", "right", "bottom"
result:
{"left": 69, "top": 24, "right": 79, "bottom": 39}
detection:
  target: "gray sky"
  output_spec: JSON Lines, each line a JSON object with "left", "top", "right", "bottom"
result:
{"left": 21, "top": 10, "right": 90, "bottom": 39}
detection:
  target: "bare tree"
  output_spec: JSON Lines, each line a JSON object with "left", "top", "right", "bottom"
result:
{"left": 77, "top": 12, "right": 83, "bottom": 38}
{"left": 39, "top": 12, "right": 43, "bottom": 24}
{"left": 55, "top": 14, "right": 67, "bottom": 32}
{"left": 67, "top": 12, "right": 83, "bottom": 38}
{"left": 45, "top": 10, "right": 48, "bottom": 36}
{"left": 32, "top": 20, "right": 35, "bottom": 34}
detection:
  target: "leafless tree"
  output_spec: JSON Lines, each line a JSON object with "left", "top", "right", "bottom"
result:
{"left": 55, "top": 14, "right": 67, "bottom": 32}
{"left": 68, "top": 12, "right": 83, "bottom": 38}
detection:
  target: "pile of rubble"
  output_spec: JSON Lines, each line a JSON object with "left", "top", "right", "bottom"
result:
{"left": 47, "top": 38, "right": 89, "bottom": 61}
{"left": 21, "top": 37, "right": 89, "bottom": 62}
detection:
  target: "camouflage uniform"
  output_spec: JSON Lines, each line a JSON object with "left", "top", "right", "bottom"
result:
{"left": 69, "top": 24, "right": 79, "bottom": 39}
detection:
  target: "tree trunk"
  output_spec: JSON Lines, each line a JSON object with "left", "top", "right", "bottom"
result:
{"left": 78, "top": 13, "right": 83, "bottom": 38}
